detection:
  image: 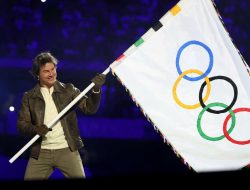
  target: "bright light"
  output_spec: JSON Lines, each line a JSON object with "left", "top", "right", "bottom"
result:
{"left": 9, "top": 106, "right": 15, "bottom": 112}
{"left": 41, "top": 0, "right": 46, "bottom": 3}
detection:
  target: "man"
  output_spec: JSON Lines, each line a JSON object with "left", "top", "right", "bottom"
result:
{"left": 17, "top": 51, "right": 106, "bottom": 180}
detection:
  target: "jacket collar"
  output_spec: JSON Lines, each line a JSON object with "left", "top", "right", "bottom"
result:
{"left": 53, "top": 80, "right": 64, "bottom": 93}
{"left": 30, "top": 80, "right": 64, "bottom": 99}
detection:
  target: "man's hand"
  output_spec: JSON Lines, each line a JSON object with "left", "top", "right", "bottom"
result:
{"left": 91, "top": 73, "right": 106, "bottom": 92}
{"left": 35, "top": 124, "right": 52, "bottom": 136}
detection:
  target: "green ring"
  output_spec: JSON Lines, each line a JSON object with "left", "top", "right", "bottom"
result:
{"left": 197, "top": 102, "right": 236, "bottom": 141}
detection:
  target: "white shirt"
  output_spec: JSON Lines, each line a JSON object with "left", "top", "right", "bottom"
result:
{"left": 40, "top": 86, "right": 68, "bottom": 149}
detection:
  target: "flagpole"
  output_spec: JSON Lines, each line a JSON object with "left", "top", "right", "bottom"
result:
{"left": 9, "top": 67, "right": 110, "bottom": 164}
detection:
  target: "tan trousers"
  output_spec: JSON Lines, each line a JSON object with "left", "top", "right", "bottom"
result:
{"left": 24, "top": 147, "right": 85, "bottom": 180}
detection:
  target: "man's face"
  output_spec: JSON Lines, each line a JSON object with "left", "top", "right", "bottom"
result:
{"left": 39, "top": 62, "right": 57, "bottom": 88}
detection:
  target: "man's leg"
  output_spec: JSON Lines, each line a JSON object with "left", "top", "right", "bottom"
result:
{"left": 24, "top": 150, "right": 54, "bottom": 180}
{"left": 54, "top": 147, "right": 85, "bottom": 178}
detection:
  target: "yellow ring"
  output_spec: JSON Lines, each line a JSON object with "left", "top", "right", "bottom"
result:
{"left": 172, "top": 69, "right": 211, "bottom": 109}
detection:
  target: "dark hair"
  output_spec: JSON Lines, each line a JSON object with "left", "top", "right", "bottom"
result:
{"left": 30, "top": 51, "right": 58, "bottom": 79}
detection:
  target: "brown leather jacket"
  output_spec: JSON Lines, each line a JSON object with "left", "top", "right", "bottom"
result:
{"left": 17, "top": 81, "right": 101, "bottom": 159}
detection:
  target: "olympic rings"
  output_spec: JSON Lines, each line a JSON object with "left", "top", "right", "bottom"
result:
{"left": 199, "top": 76, "right": 238, "bottom": 114}
{"left": 223, "top": 108, "right": 250, "bottom": 145}
{"left": 176, "top": 40, "right": 213, "bottom": 81}
{"left": 197, "top": 102, "right": 236, "bottom": 141}
{"left": 172, "top": 69, "right": 211, "bottom": 109}
{"left": 173, "top": 40, "right": 249, "bottom": 145}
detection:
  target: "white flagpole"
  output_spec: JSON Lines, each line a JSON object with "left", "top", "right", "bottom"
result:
{"left": 9, "top": 67, "right": 110, "bottom": 164}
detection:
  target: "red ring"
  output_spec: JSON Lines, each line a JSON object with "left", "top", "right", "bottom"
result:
{"left": 223, "top": 108, "right": 250, "bottom": 145}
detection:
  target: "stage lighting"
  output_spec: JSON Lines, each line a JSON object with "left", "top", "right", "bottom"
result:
{"left": 9, "top": 106, "right": 15, "bottom": 112}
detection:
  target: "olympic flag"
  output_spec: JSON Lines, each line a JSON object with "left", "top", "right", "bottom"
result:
{"left": 110, "top": 0, "right": 250, "bottom": 172}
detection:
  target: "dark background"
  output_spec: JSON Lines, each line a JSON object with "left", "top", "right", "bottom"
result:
{"left": 0, "top": 0, "right": 249, "bottom": 182}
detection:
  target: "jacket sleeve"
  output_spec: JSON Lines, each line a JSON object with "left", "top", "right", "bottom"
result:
{"left": 17, "top": 93, "right": 37, "bottom": 136}
{"left": 71, "top": 85, "right": 101, "bottom": 114}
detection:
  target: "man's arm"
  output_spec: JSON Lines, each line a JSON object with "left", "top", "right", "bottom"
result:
{"left": 17, "top": 93, "right": 51, "bottom": 136}
{"left": 17, "top": 93, "right": 37, "bottom": 136}
{"left": 74, "top": 73, "right": 106, "bottom": 114}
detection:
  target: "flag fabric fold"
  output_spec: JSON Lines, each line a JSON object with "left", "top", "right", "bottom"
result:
{"left": 111, "top": 0, "right": 250, "bottom": 172}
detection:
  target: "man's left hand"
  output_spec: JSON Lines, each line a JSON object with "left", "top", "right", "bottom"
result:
{"left": 91, "top": 73, "right": 106, "bottom": 91}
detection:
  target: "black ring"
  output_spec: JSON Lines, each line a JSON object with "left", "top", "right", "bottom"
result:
{"left": 199, "top": 76, "right": 238, "bottom": 114}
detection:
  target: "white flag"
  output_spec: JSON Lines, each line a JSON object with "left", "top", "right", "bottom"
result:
{"left": 111, "top": 0, "right": 250, "bottom": 172}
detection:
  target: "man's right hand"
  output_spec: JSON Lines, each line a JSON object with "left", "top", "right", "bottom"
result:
{"left": 35, "top": 124, "right": 52, "bottom": 136}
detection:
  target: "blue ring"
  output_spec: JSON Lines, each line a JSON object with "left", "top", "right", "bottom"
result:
{"left": 176, "top": 40, "right": 213, "bottom": 81}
